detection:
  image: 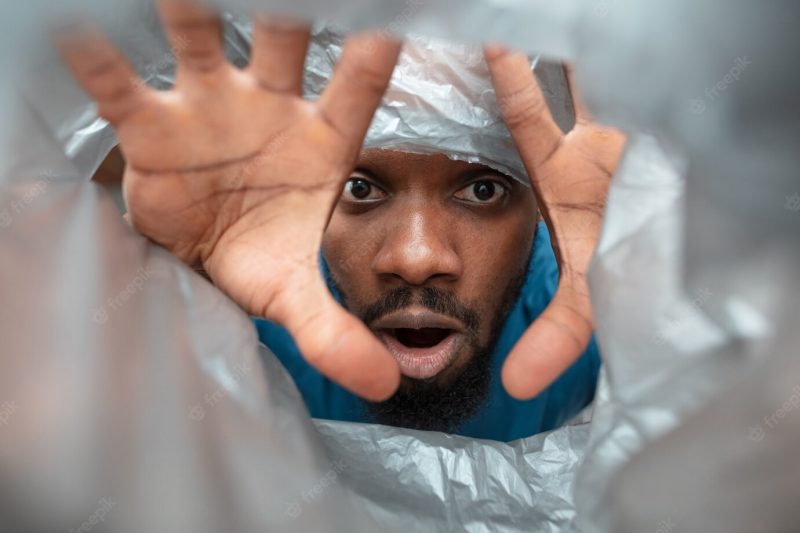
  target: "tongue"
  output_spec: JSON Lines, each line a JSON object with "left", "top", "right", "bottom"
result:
{"left": 395, "top": 328, "right": 450, "bottom": 348}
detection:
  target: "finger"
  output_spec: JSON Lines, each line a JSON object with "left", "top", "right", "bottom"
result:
{"left": 273, "top": 271, "right": 401, "bottom": 401}
{"left": 564, "top": 64, "right": 593, "bottom": 125}
{"left": 317, "top": 33, "right": 401, "bottom": 143}
{"left": 55, "top": 24, "right": 151, "bottom": 125}
{"left": 155, "top": 0, "right": 225, "bottom": 75}
{"left": 249, "top": 17, "right": 311, "bottom": 94}
{"left": 485, "top": 46, "right": 563, "bottom": 170}
{"left": 501, "top": 283, "right": 594, "bottom": 400}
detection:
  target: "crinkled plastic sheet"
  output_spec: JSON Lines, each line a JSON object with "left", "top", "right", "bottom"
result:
{"left": 313, "top": 418, "right": 590, "bottom": 532}
{"left": 0, "top": 107, "right": 383, "bottom": 533}
{"left": 2, "top": 0, "right": 799, "bottom": 532}
{"left": 16, "top": 7, "right": 575, "bottom": 189}
{"left": 0, "top": 121, "right": 593, "bottom": 533}
{"left": 300, "top": 25, "right": 563, "bottom": 184}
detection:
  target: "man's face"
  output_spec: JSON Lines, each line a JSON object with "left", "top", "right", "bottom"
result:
{"left": 322, "top": 149, "right": 537, "bottom": 431}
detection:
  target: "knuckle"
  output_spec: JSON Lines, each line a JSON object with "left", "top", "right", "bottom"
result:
{"left": 181, "top": 48, "right": 225, "bottom": 72}
{"left": 339, "top": 59, "right": 391, "bottom": 96}
{"left": 499, "top": 89, "right": 549, "bottom": 129}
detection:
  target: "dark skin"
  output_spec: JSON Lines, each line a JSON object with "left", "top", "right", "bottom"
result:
{"left": 58, "top": 0, "right": 626, "bottom": 403}
{"left": 323, "top": 149, "right": 537, "bottom": 385}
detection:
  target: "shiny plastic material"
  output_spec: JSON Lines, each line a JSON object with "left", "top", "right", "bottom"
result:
{"left": 2, "top": 1, "right": 799, "bottom": 532}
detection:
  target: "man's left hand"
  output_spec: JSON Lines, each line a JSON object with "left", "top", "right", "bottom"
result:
{"left": 486, "top": 48, "right": 626, "bottom": 399}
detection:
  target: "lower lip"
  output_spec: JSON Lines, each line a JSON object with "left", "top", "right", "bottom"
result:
{"left": 378, "top": 332, "right": 462, "bottom": 380}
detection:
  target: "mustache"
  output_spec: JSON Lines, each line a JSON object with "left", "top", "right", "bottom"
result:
{"left": 360, "top": 286, "right": 480, "bottom": 334}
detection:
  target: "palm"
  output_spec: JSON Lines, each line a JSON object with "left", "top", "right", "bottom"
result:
{"left": 58, "top": 0, "right": 402, "bottom": 400}
{"left": 118, "top": 81, "right": 347, "bottom": 317}
{"left": 486, "top": 50, "right": 626, "bottom": 399}
{"left": 533, "top": 122, "right": 622, "bottom": 277}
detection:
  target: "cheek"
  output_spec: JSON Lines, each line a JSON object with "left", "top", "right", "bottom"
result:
{"left": 455, "top": 210, "right": 536, "bottom": 336}
{"left": 322, "top": 211, "right": 381, "bottom": 305}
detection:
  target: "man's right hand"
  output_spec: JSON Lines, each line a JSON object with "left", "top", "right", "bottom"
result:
{"left": 57, "top": 0, "right": 402, "bottom": 400}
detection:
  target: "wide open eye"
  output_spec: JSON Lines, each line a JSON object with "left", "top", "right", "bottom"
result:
{"left": 454, "top": 179, "right": 509, "bottom": 205}
{"left": 342, "top": 175, "right": 387, "bottom": 202}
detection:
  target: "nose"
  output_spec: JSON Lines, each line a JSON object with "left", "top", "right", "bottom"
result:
{"left": 372, "top": 211, "right": 462, "bottom": 286}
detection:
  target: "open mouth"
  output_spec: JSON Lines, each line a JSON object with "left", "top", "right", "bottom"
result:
{"left": 378, "top": 327, "right": 462, "bottom": 380}
{"left": 392, "top": 327, "right": 452, "bottom": 349}
{"left": 371, "top": 308, "right": 467, "bottom": 380}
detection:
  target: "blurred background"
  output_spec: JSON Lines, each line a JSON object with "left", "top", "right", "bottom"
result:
{"left": 0, "top": 1, "right": 798, "bottom": 532}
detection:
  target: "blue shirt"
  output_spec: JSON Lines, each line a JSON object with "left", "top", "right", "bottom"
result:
{"left": 253, "top": 222, "right": 600, "bottom": 442}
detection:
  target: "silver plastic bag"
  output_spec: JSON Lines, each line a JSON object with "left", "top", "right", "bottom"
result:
{"left": 2, "top": 0, "right": 798, "bottom": 531}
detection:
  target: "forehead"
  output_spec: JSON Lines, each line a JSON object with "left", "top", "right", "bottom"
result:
{"left": 358, "top": 149, "right": 502, "bottom": 179}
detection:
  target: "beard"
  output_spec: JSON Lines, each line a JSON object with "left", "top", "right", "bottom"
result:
{"left": 326, "top": 253, "right": 531, "bottom": 434}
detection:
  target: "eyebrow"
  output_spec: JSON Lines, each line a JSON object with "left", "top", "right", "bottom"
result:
{"left": 455, "top": 167, "right": 516, "bottom": 188}
{"left": 352, "top": 164, "right": 510, "bottom": 183}
{"left": 353, "top": 151, "right": 516, "bottom": 190}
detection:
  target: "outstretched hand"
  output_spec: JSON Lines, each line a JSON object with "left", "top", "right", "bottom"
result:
{"left": 485, "top": 47, "right": 626, "bottom": 399}
{"left": 57, "top": 0, "right": 402, "bottom": 400}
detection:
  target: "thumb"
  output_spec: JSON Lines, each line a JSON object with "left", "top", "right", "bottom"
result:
{"left": 271, "top": 270, "right": 400, "bottom": 401}
{"left": 501, "top": 280, "right": 594, "bottom": 400}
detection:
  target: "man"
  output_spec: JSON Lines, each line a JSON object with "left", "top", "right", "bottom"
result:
{"left": 58, "top": 1, "right": 624, "bottom": 441}
{"left": 255, "top": 149, "right": 600, "bottom": 440}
